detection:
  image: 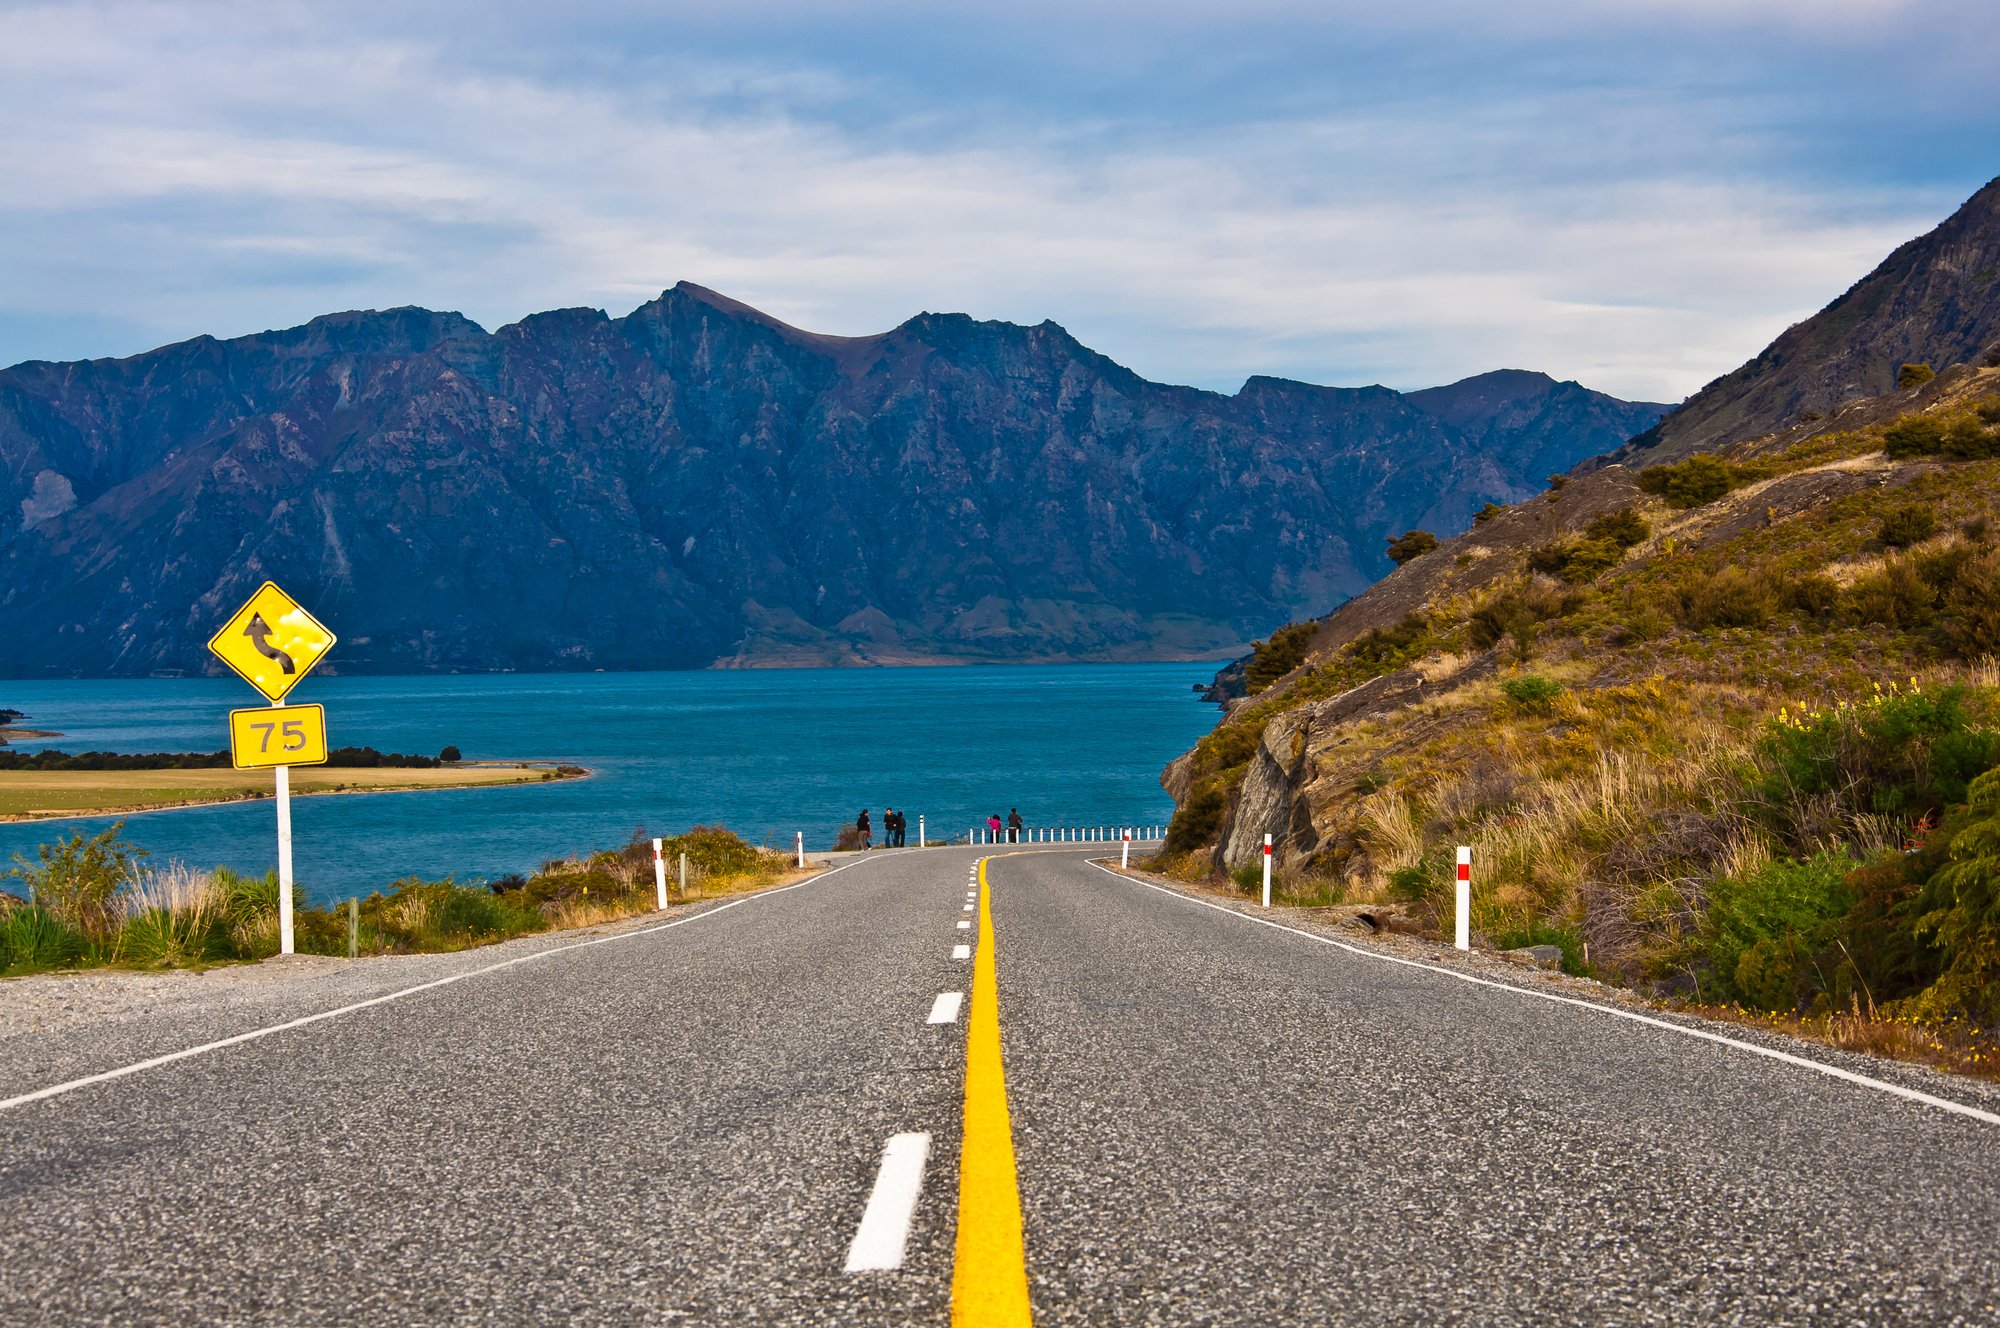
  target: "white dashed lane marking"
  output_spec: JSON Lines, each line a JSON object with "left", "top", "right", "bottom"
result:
{"left": 844, "top": 1132, "right": 931, "bottom": 1273}
{"left": 927, "top": 992, "right": 964, "bottom": 1024}
{"left": 952, "top": 944, "right": 971, "bottom": 959}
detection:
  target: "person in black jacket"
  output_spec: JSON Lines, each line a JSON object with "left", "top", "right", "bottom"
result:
{"left": 1007, "top": 808, "right": 1023, "bottom": 843}
{"left": 857, "top": 809, "right": 872, "bottom": 850}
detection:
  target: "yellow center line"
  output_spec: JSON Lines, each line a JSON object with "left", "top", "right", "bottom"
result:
{"left": 951, "top": 855, "right": 1034, "bottom": 1326}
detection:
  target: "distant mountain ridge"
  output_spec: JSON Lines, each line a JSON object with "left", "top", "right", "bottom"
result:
{"left": 0, "top": 286, "right": 1665, "bottom": 676}
{"left": 1615, "top": 174, "right": 2000, "bottom": 464}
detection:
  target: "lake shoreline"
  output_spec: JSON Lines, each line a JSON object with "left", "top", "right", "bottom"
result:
{"left": 0, "top": 762, "right": 592, "bottom": 825}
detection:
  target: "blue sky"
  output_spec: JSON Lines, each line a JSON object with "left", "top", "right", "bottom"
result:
{"left": 1, "top": 0, "right": 1995, "bottom": 400}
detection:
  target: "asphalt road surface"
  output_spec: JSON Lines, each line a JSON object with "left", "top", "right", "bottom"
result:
{"left": 4, "top": 846, "right": 1998, "bottom": 1326}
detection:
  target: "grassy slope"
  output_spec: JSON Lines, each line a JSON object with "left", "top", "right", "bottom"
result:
{"left": 1161, "top": 365, "right": 2000, "bottom": 1064}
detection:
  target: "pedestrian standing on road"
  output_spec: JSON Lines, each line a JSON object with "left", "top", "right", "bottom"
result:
{"left": 987, "top": 812, "right": 1002, "bottom": 842}
{"left": 885, "top": 808, "right": 902, "bottom": 848}
{"left": 857, "top": 809, "right": 872, "bottom": 850}
{"left": 1007, "top": 808, "right": 1023, "bottom": 844}
{"left": 894, "top": 810, "right": 907, "bottom": 847}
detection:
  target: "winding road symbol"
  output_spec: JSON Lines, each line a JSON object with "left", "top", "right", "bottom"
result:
{"left": 242, "top": 613, "right": 296, "bottom": 675}
{"left": 207, "top": 581, "right": 333, "bottom": 701}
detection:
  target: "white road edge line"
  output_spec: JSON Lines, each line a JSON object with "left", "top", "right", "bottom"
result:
{"left": 1086, "top": 860, "right": 2000, "bottom": 1129}
{"left": 844, "top": 1131, "right": 931, "bottom": 1273}
{"left": 952, "top": 944, "right": 971, "bottom": 959}
{"left": 956, "top": 920, "right": 971, "bottom": 929}
{"left": 0, "top": 858, "right": 868, "bottom": 1115}
{"left": 927, "top": 992, "right": 965, "bottom": 1024}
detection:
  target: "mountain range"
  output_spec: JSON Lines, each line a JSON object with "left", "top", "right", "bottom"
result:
{"left": 0, "top": 288, "right": 1663, "bottom": 676}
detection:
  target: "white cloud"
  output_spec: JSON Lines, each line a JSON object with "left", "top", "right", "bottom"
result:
{"left": 0, "top": 0, "right": 1983, "bottom": 401}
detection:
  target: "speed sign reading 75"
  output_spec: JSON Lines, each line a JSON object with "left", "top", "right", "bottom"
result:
{"left": 228, "top": 703, "right": 329, "bottom": 770}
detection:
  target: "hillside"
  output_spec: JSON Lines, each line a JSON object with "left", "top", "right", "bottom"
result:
{"left": 1158, "top": 356, "right": 2000, "bottom": 1054}
{"left": 1614, "top": 175, "right": 2000, "bottom": 465}
{"left": 0, "top": 290, "right": 1663, "bottom": 676}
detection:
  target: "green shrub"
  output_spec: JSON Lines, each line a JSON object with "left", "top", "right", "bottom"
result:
{"left": 1528, "top": 531, "right": 1631, "bottom": 585}
{"left": 1896, "top": 362, "right": 1935, "bottom": 389}
{"left": 1676, "top": 565, "right": 1778, "bottom": 630}
{"left": 1584, "top": 508, "right": 1650, "bottom": 549}
{"left": 1907, "top": 768, "right": 2000, "bottom": 1024}
{"left": 1637, "top": 453, "right": 1738, "bottom": 508}
{"left": 1881, "top": 414, "right": 1946, "bottom": 459}
{"left": 1554, "top": 537, "right": 1625, "bottom": 584}
{"left": 1472, "top": 502, "right": 1505, "bottom": 525}
{"left": 1245, "top": 621, "right": 1315, "bottom": 694}
{"left": 1502, "top": 675, "right": 1564, "bottom": 713}
{"left": 1469, "top": 581, "right": 1576, "bottom": 652}
{"left": 1843, "top": 558, "right": 1936, "bottom": 630}
{"left": 1386, "top": 529, "right": 1439, "bottom": 566}
{"left": 1386, "top": 864, "right": 1431, "bottom": 904}
{"left": 4, "top": 824, "right": 146, "bottom": 940}
{"left": 661, "top": 825, "right": 773, "bottom": 879}
{"left": 1705, "top": 852, "right": 1859, "bottom": 1011}
{"left": 1878, "top": 503, "right": 1939, "bottom": 548}
{"left": 1230, "top": 860, "right": 1263, "bottom": 892}
{"left": 1939, "top": 547, "right": 2000, "bottom": 658}
{"left": 1785, "top": 572, "right": 1841, "bottom": 619}
{"left": 1348, "top": 614, "right": 1428, "bottom": 669}
{"left": 1755, "top": 684, "right": 2000, "bottom": 820}
{"left": 1164, "top": 779, "right": 1229, "bottom": 855}
{"left": 1194, "top": 722, "right": 1262, "bottom": 775}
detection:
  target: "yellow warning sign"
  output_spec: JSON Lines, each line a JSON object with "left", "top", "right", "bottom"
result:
{"left": 228, "top": 703, "right": 329, "bottom": 770}
{"left": 207, "top": 581, "right": 336, "bottom": 702}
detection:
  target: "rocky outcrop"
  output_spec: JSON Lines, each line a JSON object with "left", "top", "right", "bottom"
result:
{"left": 0, "top": 286, "right": 1665, "bottom": 676}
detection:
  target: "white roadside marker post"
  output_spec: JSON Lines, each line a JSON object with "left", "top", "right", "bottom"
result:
{"left": 797, "top": 831, "right": 805, "bottom": 869}
{"left": 1121, "top": 829, "right": 1130, "bottom": 869}
{"left": 1261, "top": 833, "right": 1273, "bottom": 909}
{"left": 272, "top": 699, "right": 296, "bottom": 955}
{"left": 653, "top": 837, "right": 668, "bottom": 910}
{"left": 347, "top": 897, "right": 358, "bottom": 958}
{"left": 1456, "top": 846, "right": 1472, "bottom": 951}
{"left": 919, "top": 815, "right": 925, "bottom": 848}
{"left": 679, "top": 852, "right": 687, "bottom": 895}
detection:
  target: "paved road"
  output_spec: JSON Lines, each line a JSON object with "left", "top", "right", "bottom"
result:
{"left": 3, "top": 847, "right": 1998, "bottom": 1325}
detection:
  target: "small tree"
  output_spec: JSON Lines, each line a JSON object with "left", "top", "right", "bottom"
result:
{"left": 1244, "top": 622, "right": 1315, "bottom": 694}
{"left": 439, "top": 745, "right": 462, "bottom": 763}
{"left": 1386, "top": 530, "right": 1439, "bottom": 565}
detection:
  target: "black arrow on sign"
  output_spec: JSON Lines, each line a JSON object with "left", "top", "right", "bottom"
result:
{"left": 243, "top": 613, "right": 296, "bottom": 675}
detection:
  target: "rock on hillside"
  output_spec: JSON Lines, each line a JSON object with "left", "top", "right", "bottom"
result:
{"left": 1615, "top": 175, "right": 2000, "bottom": 465}
{"left": 0, "top": 287, "right": 1664, "bottom": 676}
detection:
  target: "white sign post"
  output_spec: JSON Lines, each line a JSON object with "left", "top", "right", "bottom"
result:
{"left": 1456, "top": 846, "right": 1472, "bottom": 950}
{"left": 919, "top": 815, "right": 926, "bottom": 848}
{"left": 1261, "top": 833, "right": 1273, "bottom": 909}
{"left": 653, "top": 837, "right": 668, "bottom": 909}
{"left": 273, "top": 701, "right": 296, "bottom": 953}
{"left": 1121, "top": 830, "right": 1130, "bottom": 869}
{"left": 796, "top": 831, "right": 805, "bottom": 868}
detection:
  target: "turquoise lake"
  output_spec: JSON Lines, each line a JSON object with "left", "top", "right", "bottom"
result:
{"left": 0, "top": 665, "right": 1219, "bottom": 904}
